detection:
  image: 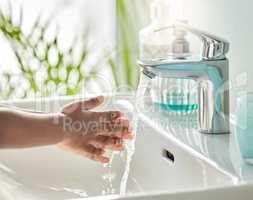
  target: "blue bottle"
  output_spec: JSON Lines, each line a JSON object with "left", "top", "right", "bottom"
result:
{"left": 236, "top": 93, "right": 253, "bottom": 164}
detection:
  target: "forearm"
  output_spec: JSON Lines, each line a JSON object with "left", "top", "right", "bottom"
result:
{"left": 0, "top": 108, "right": 64, "bottom": 148}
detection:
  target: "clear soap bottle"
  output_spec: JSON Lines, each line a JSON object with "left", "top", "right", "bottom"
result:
{"left": 139, "top": 0, "right": 198, "bottom": 113}
{"left": 139, "top": 0, "right": 173, "bottom": 61}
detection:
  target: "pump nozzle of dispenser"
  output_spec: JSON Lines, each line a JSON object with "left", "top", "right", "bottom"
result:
{"left": 172, "top": 20, "right": 191, "bottom": 59}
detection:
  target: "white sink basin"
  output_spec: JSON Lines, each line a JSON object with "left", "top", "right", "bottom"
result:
{"left": 0, "top": 97, "right": 238, "bottom": 200}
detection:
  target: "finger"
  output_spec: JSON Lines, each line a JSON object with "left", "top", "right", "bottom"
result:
{"left": 81, "top": 96, "right": 104, "bottom": 110}
{"left": 80, "top": 145, "right": 109, "bottom": 163}
{"left": 94, "top": 118, "right": 129, "bottom": 135}
{"left": 115, "top": 131, "right": 134, "bottom": 139}
{"left": 96, "top": 125, "right": 125, "bottom": 136}
{"left": 88, "top": 136, "right": 125, "bottom": 151}
{"left": 98, "top": 124, "right": 131, "bottom": 137}
{"left": 112, "top": 118, "right": 130, "bottom": 128}
{"left": 87, "top": 154, "right": 110, "bottom": 164}
{"left": 93, "top": 111, "right": 123, "bottom": 122}
{"left": 84, "top": 115, "right": 127, "bottom": 136}
{"left": 62, "top": 96, "right": 104, "bottom": 114}
{"left": 112, "top": 119, "right": 132, "bottom": 138}
{"left": 83, "top": 144, "right": 105, "bottom": 155}
{"left": 112, "top": 119, "right": 132, "bottom": 135}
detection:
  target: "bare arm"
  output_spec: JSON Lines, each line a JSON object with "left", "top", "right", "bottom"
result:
{"left": 0, "top": 107, "right": 64, "bottom": 148}
{"left": 0, "top": 96, "right": 133, "bottom": 163}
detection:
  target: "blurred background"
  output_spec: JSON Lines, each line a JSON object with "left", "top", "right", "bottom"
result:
{"left": 0, "top": 0, "right": 118, "bottom": 99}
{"left": 0, "top": 0, "right": 150, "bottom": 100}
{"left": 0, "top": 0, "right": 252, "bottom": 112}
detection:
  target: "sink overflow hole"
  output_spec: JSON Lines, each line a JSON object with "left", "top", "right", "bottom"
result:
{"left": 162, "top": 149, "right": 175, "bottom": 163}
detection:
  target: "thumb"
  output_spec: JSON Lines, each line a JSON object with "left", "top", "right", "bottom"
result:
{"left": 62, "top": 96, "right": 104, "bottom": 114}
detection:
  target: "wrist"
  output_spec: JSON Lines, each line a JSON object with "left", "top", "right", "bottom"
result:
{"left": 45, "top": 112, "right": 66, "bottom": 144}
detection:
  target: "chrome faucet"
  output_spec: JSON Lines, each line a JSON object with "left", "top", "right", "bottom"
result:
{"left": 138, "top": 23, "right": 230, "bottom": 134}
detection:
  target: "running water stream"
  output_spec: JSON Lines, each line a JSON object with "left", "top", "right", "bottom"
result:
{"left": 120, "top": 74, "right": 151, "bottom": 195}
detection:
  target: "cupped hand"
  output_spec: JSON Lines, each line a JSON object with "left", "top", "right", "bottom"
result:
{"left": 57, "top": 96, "right": 133, "bottom": 163}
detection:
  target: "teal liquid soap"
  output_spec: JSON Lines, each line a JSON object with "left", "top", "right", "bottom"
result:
{"left": 155, "top": 90, "right": 198, "bottom": 111}
{"left": 150, "top": 77, "right": 198, "bottom": 112}
{"left": 155, "top": 102, "right": 198, "bottom": 111}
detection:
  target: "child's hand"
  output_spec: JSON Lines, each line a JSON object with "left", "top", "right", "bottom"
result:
{"left": 57, "top": 96, "right": 133, "bottom": 163}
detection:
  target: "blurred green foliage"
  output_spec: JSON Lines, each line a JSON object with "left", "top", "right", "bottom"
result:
{"left": 0, "top": 1, "right": 150, "bottom": 99}
{"left": 0, "top": 4, "right": 104, "bottom": 99}
{"left": 114, "top": 0, "right": 150, "bottom": 90}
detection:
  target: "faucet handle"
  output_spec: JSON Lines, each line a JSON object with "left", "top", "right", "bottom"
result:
{"left": 175, "top": 22, "right": 229, "bottom": 60}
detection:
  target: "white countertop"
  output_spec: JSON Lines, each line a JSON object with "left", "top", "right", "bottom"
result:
{"left": 137, "top": 103, "right": 253, "bottom": 184}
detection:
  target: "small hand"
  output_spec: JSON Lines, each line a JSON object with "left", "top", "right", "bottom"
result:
{"left": 57, "top": 96, "right": 133, "bottom": 163}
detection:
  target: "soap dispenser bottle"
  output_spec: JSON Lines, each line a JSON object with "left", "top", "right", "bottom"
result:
{"left": 139, "top": 0, "right": 173, "bottom": 61}
{"left": 139, "top": 0, "right": 198, "bottom": 113}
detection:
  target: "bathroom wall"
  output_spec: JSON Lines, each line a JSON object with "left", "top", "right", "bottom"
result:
{"left": 171, "top": 0, "right": 253, "bottom": 112}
